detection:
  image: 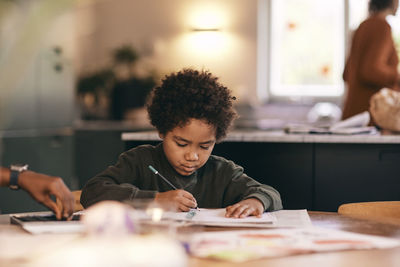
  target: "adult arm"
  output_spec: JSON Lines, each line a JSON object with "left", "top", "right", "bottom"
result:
{"left": 0, "top": 167, "right": 74, "bottom": 219}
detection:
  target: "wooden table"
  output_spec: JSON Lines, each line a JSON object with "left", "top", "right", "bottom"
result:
{"left": 1, "top": 211, "right": 400, "bottom": 267}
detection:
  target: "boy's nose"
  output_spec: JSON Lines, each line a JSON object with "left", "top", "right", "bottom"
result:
{"left": 185, "top": 151, "right": 199, "bottom": 161}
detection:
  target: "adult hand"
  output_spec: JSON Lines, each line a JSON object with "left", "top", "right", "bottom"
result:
{"left": 18, "top": 171, "right": 74, "bottom": 220}
{"left": 154, "top": 189, "right": 197, "bottom": 212}
{"left": 225, "top": 198, "right": 264, "bottom": 218}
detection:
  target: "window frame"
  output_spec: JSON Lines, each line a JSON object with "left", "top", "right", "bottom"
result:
{"left": 257, "top": 0, "right": 351, "bottom": 105}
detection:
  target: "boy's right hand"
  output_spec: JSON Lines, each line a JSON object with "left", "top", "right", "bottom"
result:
{"left": 154, "top": 189, "right": 197, "bottom": 212}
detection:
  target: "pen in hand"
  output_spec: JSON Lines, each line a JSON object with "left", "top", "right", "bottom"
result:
{"left": 148, "top": 165, "right": 178, "bottom": 190}
{"left": 148, "top": 165, "right": 199, "bottom": 211}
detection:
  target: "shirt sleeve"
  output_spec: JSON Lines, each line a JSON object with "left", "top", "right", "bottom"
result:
{"left": 80, "top": 150, "right": 158, "bottom": 208}
{"left": 222, "top": 162, "right": 283, "bottom": 212}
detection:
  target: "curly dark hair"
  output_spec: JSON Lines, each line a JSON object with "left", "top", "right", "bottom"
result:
{"left": 369, "top": 0, "right": 396, "bottom": 13}
{"left": 147, "top": 68, "right": 237, "bottom": 142}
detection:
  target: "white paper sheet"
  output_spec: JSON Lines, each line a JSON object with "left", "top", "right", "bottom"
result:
{"left": 22, "top": 222, "right": 85, "bottom": 235}
{"left": 163, "top": 208, "right": 276, "bottom": 224}
{"left": 160, "top": 209, "right": 312, "bottom": 228}
{"left": 330, "top": 111, "right": 370, "bottom": 130}
{"left": 270, "top": 209, "right": 312, "bottom": 227}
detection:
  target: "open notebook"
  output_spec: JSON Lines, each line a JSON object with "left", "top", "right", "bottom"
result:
{"left": 10, "top": 211, "right": 85, "bottom": 234}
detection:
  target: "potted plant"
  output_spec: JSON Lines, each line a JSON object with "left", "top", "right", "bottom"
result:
{"left": 77, "top": 44, "right": 157, "bottom": 121}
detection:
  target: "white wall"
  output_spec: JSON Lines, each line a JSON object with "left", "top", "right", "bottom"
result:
{"left": 75, "top": 0, "right": 259, "bottom": 104}
{"left": 0, "top": 0, "right": 76, "bottom": 131}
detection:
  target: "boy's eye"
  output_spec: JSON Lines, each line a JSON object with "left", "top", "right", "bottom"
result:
{"left": 176, "top": 142, "right": 187, "bottom": 147}
{"left": 200, "top": 146, "right": 210, "bottom": 150}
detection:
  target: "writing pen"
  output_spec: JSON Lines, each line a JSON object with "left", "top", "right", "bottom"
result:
{"left": 148, "top": 165, "right": 200, "bottom": 211}
{"left": 148, "top": 165, "right": 178, "bottom": 190}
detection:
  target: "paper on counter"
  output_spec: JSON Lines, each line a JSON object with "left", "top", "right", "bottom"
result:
{"left": 330, "top": 111, "right": 370, "bottom": 130}
{"left": 285, "top": 111, "right": 375, "bottom": 135}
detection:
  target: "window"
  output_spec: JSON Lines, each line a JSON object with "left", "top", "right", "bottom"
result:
{"left": 258, "top": 0, "right": 400, "bottom": 102}
{"left": 269, "top": 0, "right": 345, "bottom": 100}
{"left": 348, "top": 0, "right": 368, "bottom": 31}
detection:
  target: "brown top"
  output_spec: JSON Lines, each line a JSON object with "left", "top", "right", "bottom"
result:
{"left": 342, "top": 15, "right": 399, "bottom": 121}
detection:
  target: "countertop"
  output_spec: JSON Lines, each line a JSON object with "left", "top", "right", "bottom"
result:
{"left": 121, "top": 130, "right": 400, "bottom": 144}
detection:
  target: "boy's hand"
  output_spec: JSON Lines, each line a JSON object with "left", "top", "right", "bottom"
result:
{"left": 154, "top": 189, "right": 197, "bottom": 212}
{"left": 225, "top": 198, "right": 264, "bottom": 218}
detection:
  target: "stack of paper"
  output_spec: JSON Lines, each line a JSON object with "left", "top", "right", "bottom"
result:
{"left": 285, "top": 111, "right": 377, "bottom": 135}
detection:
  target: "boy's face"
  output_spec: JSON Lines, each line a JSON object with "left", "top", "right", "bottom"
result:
{"left": 160, "top": 118, "right": 216, "bottom": 176}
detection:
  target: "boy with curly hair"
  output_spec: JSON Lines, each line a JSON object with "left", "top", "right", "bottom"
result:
{"left": 81, "top": 68, "right": 282, "bottom": 218}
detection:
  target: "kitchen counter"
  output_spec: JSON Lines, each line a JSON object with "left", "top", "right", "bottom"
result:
{"left": 121, "top": 129, "right": 400, "bottom": 212}
{"left": 121, "top": 129, "right": 400, "bottom": 144}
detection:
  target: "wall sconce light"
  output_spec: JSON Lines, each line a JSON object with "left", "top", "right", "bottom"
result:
{"left": 191, "top": 28, "right": 220, "bottom": 32}
{"left": 188, "top": 5, "right": 225, "bottom": 33}
{"left": 180, "top": 3, "right": 231, "bottom": 59}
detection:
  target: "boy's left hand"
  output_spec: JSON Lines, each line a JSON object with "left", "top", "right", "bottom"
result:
{"left": 225, "top": 198, "right": 264, "bottom": 218}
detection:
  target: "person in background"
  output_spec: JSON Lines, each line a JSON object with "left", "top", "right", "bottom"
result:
{"left": 81, "top": 68, "right": 282, "bottom": 218}
{"left": 0, "top": 166, "right": 74, "bottom": 219}
{"left": 342, "top": 0, "right": 400, "bottom": 121}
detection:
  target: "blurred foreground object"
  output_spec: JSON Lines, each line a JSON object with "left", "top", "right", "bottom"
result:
{"left": 82, "top": 201, "right": 137, "bottom": 235}
{"left": 29, "top": 234, "right": 187, "bottom": 267}
{"left": 82, "top": 200, "right": 173, "bottom": 236}
{"left": 36, "top": 201, "right": 188, "bottom": 267}
{"left": 370, "top": 88, "right": 400, "bottom": 132}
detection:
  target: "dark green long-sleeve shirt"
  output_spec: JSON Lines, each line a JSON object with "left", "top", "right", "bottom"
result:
{"left": 80, "top": 144, "right": 283, "bottom": 211}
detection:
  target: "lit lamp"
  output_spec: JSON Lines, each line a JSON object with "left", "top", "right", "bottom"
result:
{"left": 191, "top": 28, "right": 220, "bottom": 32}
{"left": 189, "top": 8, "right": 223, "bottom": 32}
{"left": 177, "top": 3, "right": 234, "bottom": 60}
{"left": 185, "top": 8, "right": 226, "bottom": 56}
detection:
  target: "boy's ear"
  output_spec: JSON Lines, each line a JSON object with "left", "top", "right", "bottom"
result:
{"left": 158, "top": 133, "right": 165, "bottom": 139}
